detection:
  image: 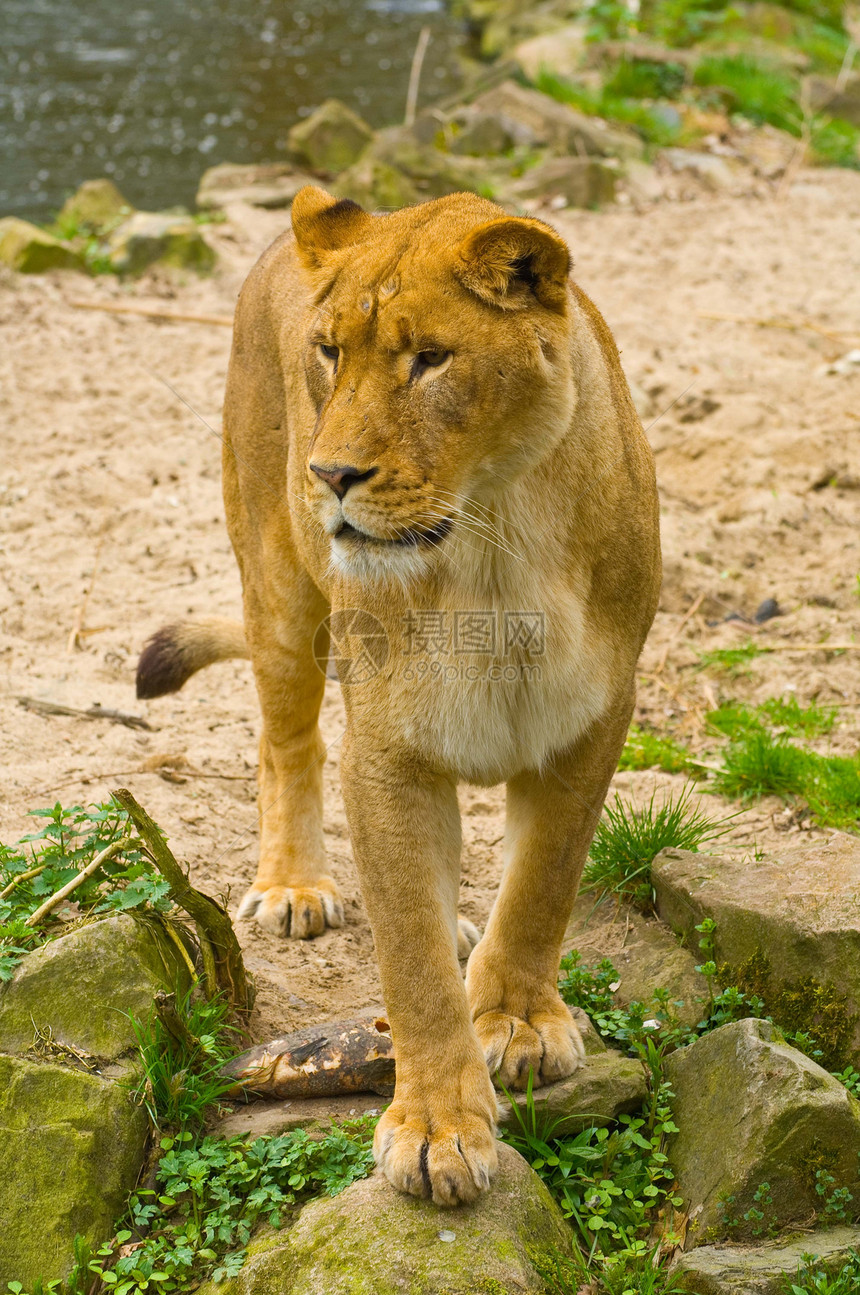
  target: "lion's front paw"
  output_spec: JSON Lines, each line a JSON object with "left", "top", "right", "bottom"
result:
{"left": 474, "top": 1004, "right": 585, "bottom": 1090}
{"left": 457, "top": 917, "right": 481, "bottom": 960}
{"left": 374, "top": 1082, "right": 498, "bottom": 1206}
{"left": 237, "top": 877, "right": 344, "bottom": 938}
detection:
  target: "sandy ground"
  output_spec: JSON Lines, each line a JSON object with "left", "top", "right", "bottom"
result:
{"left": 1, "top": 170, "right": 859, "bottom": 1043}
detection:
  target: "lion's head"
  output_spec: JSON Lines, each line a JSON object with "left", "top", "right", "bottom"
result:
{"left": 291, "top": 186, "right": 576, "bottom": 584}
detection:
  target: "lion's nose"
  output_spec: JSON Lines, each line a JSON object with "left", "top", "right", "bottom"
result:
{"left": 309, "top": 462, "right": 377, "bottom": 499}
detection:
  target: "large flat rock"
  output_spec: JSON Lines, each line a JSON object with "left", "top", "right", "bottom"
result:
{"left": 672, "top": 1227, "right": 860, "bottom": 1293}
{"left": 653, "top": 839, "right": 860, "bottom": 1057}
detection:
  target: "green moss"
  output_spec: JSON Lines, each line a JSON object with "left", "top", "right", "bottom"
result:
{"left": 721, "top": 949, "right": 858, "bottom": 1071}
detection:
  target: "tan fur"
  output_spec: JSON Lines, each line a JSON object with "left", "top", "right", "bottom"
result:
{"left": 138, "top": 187, "right": 661, "bottom": 1205}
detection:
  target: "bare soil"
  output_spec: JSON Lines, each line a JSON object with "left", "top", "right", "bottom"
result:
{"left": 1, "top": 171, "right": 859, "bottom": 1044}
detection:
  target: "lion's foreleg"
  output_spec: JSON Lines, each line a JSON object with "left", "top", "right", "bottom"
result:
{"left": 340, "top": 733, "right": 498, "bottom": 1205}
{"left": 466, "top": 691, "right": 634, "bottom": 1089}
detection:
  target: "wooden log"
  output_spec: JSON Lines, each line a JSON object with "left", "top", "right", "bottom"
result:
{"left": 222, "top": 1012, "right": 395, "bottom": 1099}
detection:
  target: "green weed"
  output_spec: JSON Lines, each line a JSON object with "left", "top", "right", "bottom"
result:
{"left": 530, "top": 1242, "right": 690, "bottom": 1294}
{"left": 810, "top": 116, "right": 860, "bottom": 169}
{"left": 7, "top": 1121, "right": 377, "bottom": 1295}
{"left": 533, "top": 72, "right": 682, "bottom": 146}
{"left": 619, "top": 724, "right": 693, "bottom": 775}
{"left": 0, "top": 802, "right": 172, "bottom": 981}
{"left": 583, "top": 787, "right": 735, "bottom": 907}
{"left": 127, "top": 987, "right": 241, "bottom": 1132}
{"left": 603, "top": 57, "right": 688, "bottom": 100}
{"left": 695, "top": 640, "right": 767, "bottom": 677}
{"left": 784, "top": 1249, "right": 860, "bottom": 1294}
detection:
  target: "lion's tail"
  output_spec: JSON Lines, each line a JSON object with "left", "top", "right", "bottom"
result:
{"left": 136, "top": 616, "right": 250, "bottom": 699}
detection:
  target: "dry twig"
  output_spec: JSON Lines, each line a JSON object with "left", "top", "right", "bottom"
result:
{"left": 18, "top": 696, "right": 153, "bottom": 730}
{"left": 654, "top": 592, "right": 705, "bottom": 675}
{"left": 24, "top": 837, "right": 130, "bottom": 927}
{"left": 70, "top": 298, "right": 234, "bottom": 327}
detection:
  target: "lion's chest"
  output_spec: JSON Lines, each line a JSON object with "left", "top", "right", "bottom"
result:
{"left": 384, "top": 584, "right": 611, "bottom": 785}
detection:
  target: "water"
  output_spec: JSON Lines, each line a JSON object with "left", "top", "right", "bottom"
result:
{"left": 0, "top": 0, "right": 466, "bottom": 222}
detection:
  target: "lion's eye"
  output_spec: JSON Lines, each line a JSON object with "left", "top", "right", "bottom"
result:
{"left": 417, "top": 349, "right": 450, "bottom": 368}
{"left": 319, "top": 343, "right": 339, "bottom": 363}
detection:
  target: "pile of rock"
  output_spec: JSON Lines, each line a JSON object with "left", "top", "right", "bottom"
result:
{"left": 0, "top": 177, "right": 216, "bottom": 277}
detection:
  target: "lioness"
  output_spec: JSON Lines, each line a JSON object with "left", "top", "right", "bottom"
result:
{"left": 137, "top": 186, "right": 661, "bottom": 1205}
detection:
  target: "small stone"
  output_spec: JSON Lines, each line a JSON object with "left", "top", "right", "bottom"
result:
{"left": 809, "top": 73, "right": 860, "bottom": 127}
{"left": 56, "top": 178, "right": 131, "bottom": 234}
{"left": 667, "top": 1019, "right": 860, "bottom": 1247}
{"left": 0, "top": 217, "right": 85, "bottom": 274}
{"left": 0, "top": 912, "right": 192, "bottom": 1061}
{"left": 0, "top": 1055, "right": 148, "bottom": 1288}
{"left": 498, "top": 1047, "right": 647, "bottom": 1137}
{"left": 660, "top": 148, "right": 745, "bottom": 192}
{"left": 449, "top": 110, "right": 517, "bottom": 158}
{"left": 754, "top": 597, "right": 781, "bottom": 623}
{"left": 287, "top": 99, "right": 374, "bottom": 174}
{"left": 437, "top": 1229, "right": 456, "bottom": 1242}
{"left": 108, "top": 211, "right": 216, "bottom": 275}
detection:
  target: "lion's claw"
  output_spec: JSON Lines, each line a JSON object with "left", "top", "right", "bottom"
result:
{"left": 474, "top": 1006, "right": 585, "bottom": 1090}
{"left": 237, "top": 878, "right": 344, "bottom": 938}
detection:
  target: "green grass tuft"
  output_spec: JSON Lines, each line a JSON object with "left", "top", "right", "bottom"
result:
{"left": 127, "top": 987, "right": 242, "bottom": 1132}
{"left": 783, "top": 1249, "right": 860, "bottom": 1294}
{"left": 693, "top": 53, "right": 801, "bottom": 131}
{"left": 533, "top": 71, "right": 682, "bottom": 146}
{"left": 584, "top": 787, "right": 735, "bottom": 907}
{"left": 707, "top": 697, "right": 837, "bottom": 741}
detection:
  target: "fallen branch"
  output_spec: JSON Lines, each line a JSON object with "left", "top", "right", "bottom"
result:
{"left": 70, "top": 298, "right": 234, "bottom": 327}
{"left": 112, "top": 788, "right": 253, "bottom": 1015}
{"left": 222, "top": 1013, "right": 395, "bottom": 1099}
{"left": 25, "top": 837, "right": 130, "bottom": 927}
{"left": 0, "top": 863, "right": 49, "bottom": 900}
{"left": 18, "top": 696, "right": 153, "bottom": 731}
{"left": 654, "top": 592, "right": 705, "bottom": 676}
{"left": 698, "top": 310, "right": 859, "bottom": 345}
{"left": 404, "top": 26, "right": 431, "bottom": 128}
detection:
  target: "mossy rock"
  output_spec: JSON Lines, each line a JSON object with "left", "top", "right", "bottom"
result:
{"left": 287, "top": 99, "right": 374, "bottom": 174}
{"left": 0, "top": 1055, "right": 148, "bottom": 1288}
{"left": 197, "top": 1144, "right": 571, "bottom": 1294}
{"left": 56, "top": 178, "right": 132, "bottom": 235}
{"left": 0, "top": 912, "right": 192, "bottom": 1062}
{"left": 108, "top": 211, "right": 216, "bottom": 275}
{"left": 666, "top": 1018, "right": 860, "bottom": 1246}
{"left": 506, "top": 156, "right": 618, "bottom": 208}
{"left": 334, "top": 157, "right": 420, "bottom": 210}
{"left": 0, "top": 218, "right": 85, "bottom": 273}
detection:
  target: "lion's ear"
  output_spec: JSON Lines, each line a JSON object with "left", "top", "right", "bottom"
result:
{"left": 291, "top": 186, "right": 371, "bottom": 272}
{"left": 454, "top": 217, "right": 570, "bottom": 313}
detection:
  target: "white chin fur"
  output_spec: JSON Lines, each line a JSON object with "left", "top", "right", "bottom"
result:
{"left": 328, "top": 536, "right": 430, "bottom": 586}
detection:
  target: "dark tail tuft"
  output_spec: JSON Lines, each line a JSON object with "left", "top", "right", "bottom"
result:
{"left": 136, "top": 625, "right": 196, "bottom": 699}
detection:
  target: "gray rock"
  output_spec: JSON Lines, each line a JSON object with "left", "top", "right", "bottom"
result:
{"left": 108, "top": 211, "right": 216, "bottom": 275}
{"left": 0, "top": 912, "right": 192, "bottom": 1061}
{"left": 196, "top": 163, "right": 317, "bottom": 211}
{"left": 508, "top": 155, "right": 618, "bottom": 207}
{"left": 337, "top": 127, "right": 501, "bottom": 207}
{"left": 671, "top": 1227, "right": 860, "bottom": 1293}
{"left": 334, "top": 156, "right": 420, "bottom": 211}
{"left": 472, "top": 80, "right": 645, "bottom": 160}
{"left": 659, "top": 149, "right": 745, "bottom": 192}
{"left": 499, "top": 1047, "right": 647, "bottom": 1136}
{"left": 287, "top": 99, "right": 374, "bottom": 174}
{"left": 0, "top": 218, "right": 85, "bottom": 273}
{"left": 653, "top": 839, "right": 860, "bottom": 1059}
{"left": 197, "top": 1143, "right": 572, "bottom": 1294}
{"left": 665, "top": 1018, "right": 860, "bottom": 1247}
{"left": 449, "top": 109, "right": 518, "bottom": 157}
{"left": 0, "top": 1055, "right": 148, "bottom": 1288}
{"left": 56, "top": 178, "right": 132, "bottom": 234}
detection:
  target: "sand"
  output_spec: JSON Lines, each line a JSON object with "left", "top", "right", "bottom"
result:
{"left": 1, "top": 171, "right": 859, "bottom": 1041}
